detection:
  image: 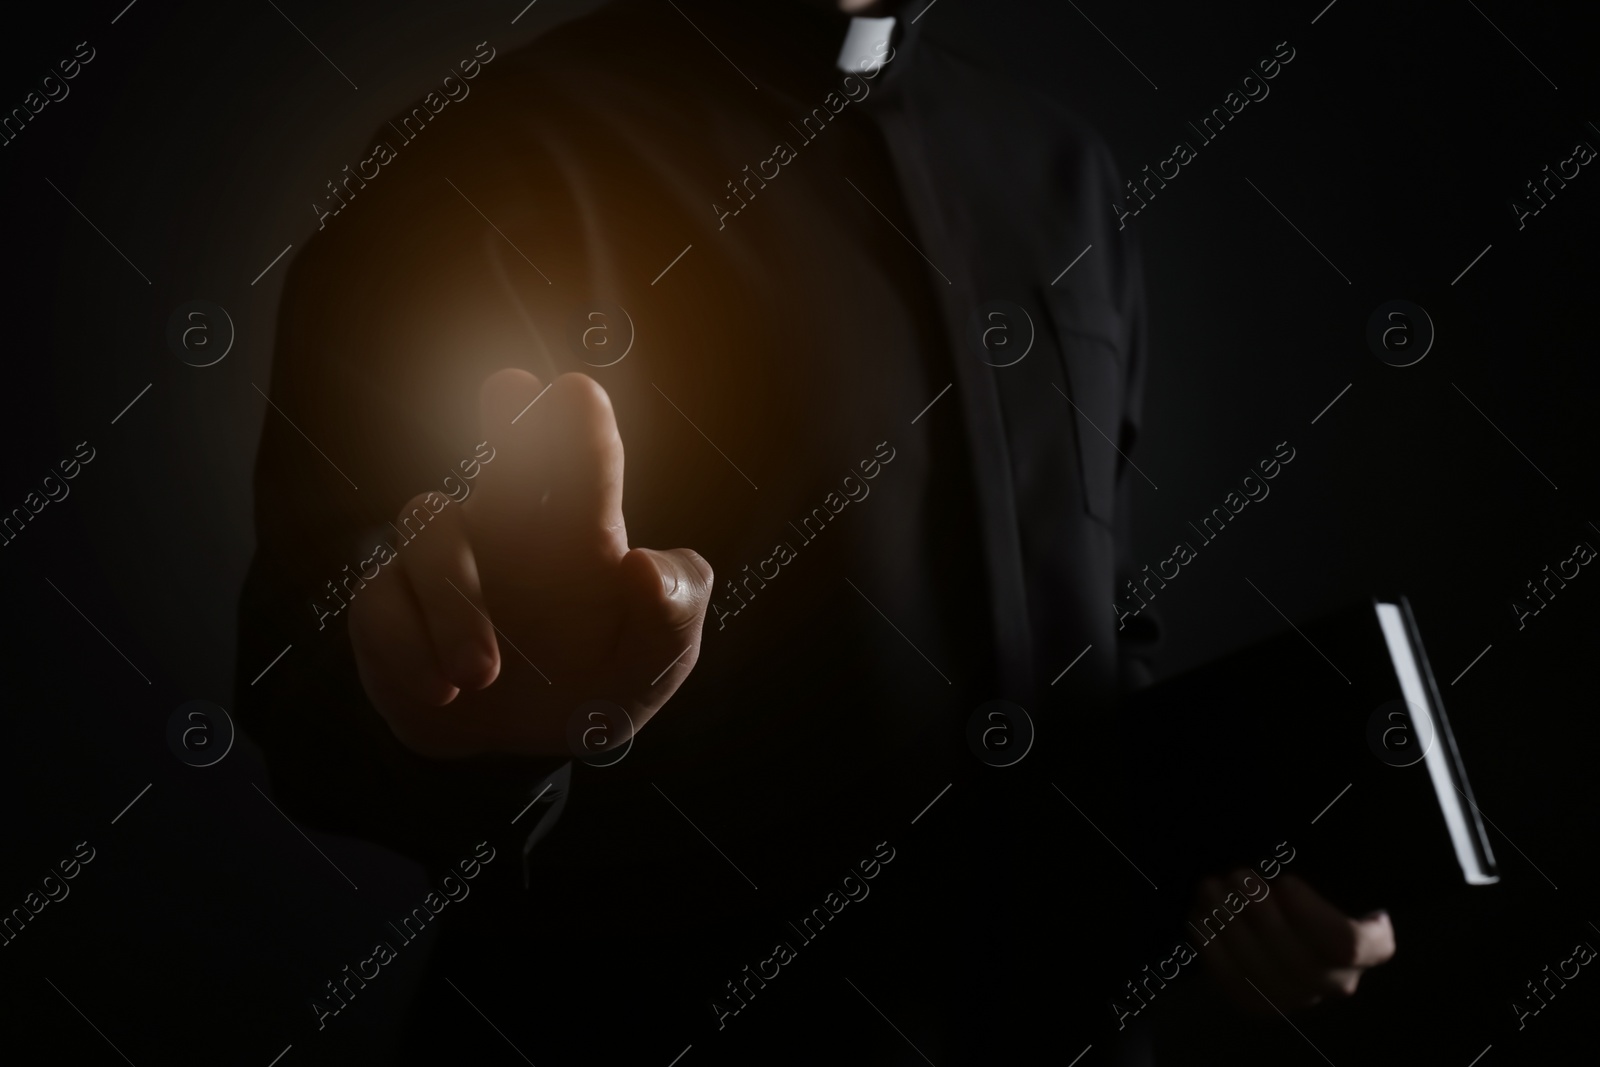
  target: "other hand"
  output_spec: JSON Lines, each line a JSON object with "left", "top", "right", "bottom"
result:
{"left": 1189, "top": 870, "right": 1396, "bottom": 1014}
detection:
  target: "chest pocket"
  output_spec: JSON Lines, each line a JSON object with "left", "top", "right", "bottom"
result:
{"left": 1042, "top": 284, "right": 1127, "bottom": 527}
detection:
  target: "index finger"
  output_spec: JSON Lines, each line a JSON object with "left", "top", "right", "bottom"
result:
{"left": 528, "top": 372, "right": 627, "bottom": 550}
{"left": 473, "top": 370, "right": 626, "bottom": 555}
{"left": 471, "top": 367, "right": 551, "bottom": 538}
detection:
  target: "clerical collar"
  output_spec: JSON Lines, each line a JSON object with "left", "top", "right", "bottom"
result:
{"left": 836, "top": 16, "right": 896, "bottom": 74}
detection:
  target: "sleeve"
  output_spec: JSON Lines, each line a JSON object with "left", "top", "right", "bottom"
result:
{"left": 1043, "top": 105, "right": 1164, "bottom": 694}
{"left": 232, "top": 99, "right": 578, "bottom": 886}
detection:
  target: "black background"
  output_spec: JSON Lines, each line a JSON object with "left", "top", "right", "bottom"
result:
{"left": 1, "top": 0, "right": 1595, "bottom": 1063}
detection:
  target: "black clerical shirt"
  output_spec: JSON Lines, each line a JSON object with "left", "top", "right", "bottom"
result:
{"left": 237, "top": 2, "right": 1157, "bottom": 1062}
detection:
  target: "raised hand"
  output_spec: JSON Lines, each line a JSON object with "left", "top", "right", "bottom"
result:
{"left": 348, "top": 369, "right": 714, "bottom": 759}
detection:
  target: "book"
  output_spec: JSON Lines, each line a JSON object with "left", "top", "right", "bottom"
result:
{"left": 1116, "top": 596, "right": 1498, "bottom": 922}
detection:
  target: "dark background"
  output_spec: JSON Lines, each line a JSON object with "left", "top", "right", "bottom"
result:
{"left": 1, "top": 0, "right": 1594, "bottom": 1062}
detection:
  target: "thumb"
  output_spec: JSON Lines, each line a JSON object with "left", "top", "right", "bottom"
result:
{"left": 621, "top": 547, "right": 715, "bottom": 632}
{"left": 613, "top": 547, "right": 715, "bottom": 709}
